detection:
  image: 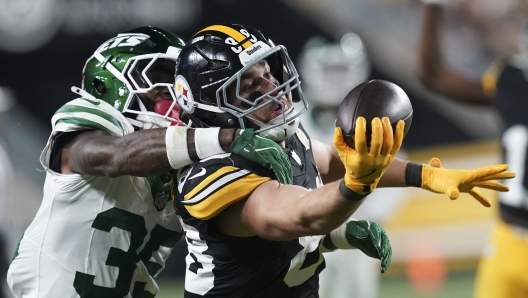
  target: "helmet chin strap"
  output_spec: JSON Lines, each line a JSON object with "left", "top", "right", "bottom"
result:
{"left": 125, "top": 94, "right": 174, "bottom": 129}
{"left": 246, "top": 106, "right": 300, "bottom": 141}
{"left": 71, "top": 86, "right": 98, "bottom": 101}
{"left": 128, "top": 114, "right": 173, "bottom": 129}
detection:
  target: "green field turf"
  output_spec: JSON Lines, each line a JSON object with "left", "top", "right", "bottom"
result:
{"left": 156, "top": 269, "right": 476, "bottom": 298}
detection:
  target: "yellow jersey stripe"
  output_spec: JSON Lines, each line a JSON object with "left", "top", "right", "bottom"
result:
{"left": 194, "top": 25, "right": 253, "bottom": 49}
{"left": 184, "top": 166, "right": 240, "bottom": 201}
{"left": 182, "top": 167, "right": 271, "bottom": 220}
{"left": 185, "top": 173, "right": 270, "bottom": 220}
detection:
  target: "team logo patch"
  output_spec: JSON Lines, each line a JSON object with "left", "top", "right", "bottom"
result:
{"left": 96, "top": 33, "right": 149, "bottom": 53}
{"left": 154, "top": 192, "right": 170, "bottom": 209}
{"left": 296, "top": 129, "right": 310, "bottom": 150}
{"left": 175, "top": 75, "right": 195, "bottom": 114}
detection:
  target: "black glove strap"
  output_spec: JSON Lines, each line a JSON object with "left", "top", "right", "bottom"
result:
{"left": 405, "top": 162, "right": 423, "bottom": 187}
{"left": 339, "top": 180, "right": 368, "bottom": 201}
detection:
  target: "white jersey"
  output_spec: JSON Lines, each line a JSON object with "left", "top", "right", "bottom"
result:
{"left": 7, "top": 97, "right": 182, "bottom": 298}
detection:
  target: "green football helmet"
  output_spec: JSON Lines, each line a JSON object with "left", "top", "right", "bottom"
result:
{"left": 81, "top": 26, "right": 185, "bottom": 129}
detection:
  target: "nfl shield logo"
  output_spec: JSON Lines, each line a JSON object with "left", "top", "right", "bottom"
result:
{"left": 154, "top": 192, "right": 169, "bottom": 209}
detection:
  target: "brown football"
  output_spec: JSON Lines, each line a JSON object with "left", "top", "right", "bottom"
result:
{"left": 335, "top": 79, "right": 413, "bottom": 147}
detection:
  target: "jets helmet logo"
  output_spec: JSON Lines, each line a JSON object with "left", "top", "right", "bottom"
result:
{"left": 96, "top": 33, "right": 149, "bottom": 53}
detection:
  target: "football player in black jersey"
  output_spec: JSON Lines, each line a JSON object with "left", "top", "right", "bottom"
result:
{"left": 172, "top": 23, "right": 515, "bottom": 297}
{"left": 418, "top": 2, "right": 528, "bottom": 298}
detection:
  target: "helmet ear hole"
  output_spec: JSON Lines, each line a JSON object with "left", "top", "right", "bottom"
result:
{"left": 93, "top": 78, "right": 107, "bottom": 95}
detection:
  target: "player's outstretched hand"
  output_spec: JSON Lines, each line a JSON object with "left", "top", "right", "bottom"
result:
{"left": 422, "top": 157, "right": 516, "bottom": 207}
{"left": 334, "top": 117, "right": 405, "bottom": 195}
{"left": 345, "top": 220, "right": 392, "bottom": 273}
{"left": 229, "top": 128, "right": 293, "bottom": 185}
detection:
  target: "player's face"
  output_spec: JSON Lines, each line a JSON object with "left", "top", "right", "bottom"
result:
{"left": 134, "top": 63, "right": 175, "bottom": 112}
{"left": 228, "top": 60, "right": 292, "bottom": 124}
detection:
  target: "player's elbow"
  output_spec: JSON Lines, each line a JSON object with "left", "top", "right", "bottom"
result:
{"left": 95, "top": 153, "right": 132, "bottom": 177}
{"left": 107, "top": 155, "right": 138, "bottom": 177}
{"left": 105, "top": 168, "right": 123, "bottom": 178}
{"left": 96, "top": 162, "right": 125, "bottom": 178}
{"left": 255, "top": 215, "right": 341, "bottom": 241}
{"left": 296, "top": 215, "right": 342, "bottom": 238}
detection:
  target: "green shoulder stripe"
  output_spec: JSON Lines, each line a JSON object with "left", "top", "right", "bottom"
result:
{"left": 55, "top": 117, "right": 117, "bottom": 136}
{"left": 52, "top": 98, "right": 132, "bottom": 136}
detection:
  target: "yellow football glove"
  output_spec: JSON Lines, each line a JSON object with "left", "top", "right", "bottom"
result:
{"left": 334, "top": 117, "right": 405, "bottom": 196}
{"left": 422, "top": 157, "right": 516, "bottom": 207}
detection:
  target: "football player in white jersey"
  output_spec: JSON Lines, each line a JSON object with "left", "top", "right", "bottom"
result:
{"left": 7, "top": 26, "right": 293, "bottom": 298}
{"left": 171, "top": 24, "right": 515, "bottom": 297}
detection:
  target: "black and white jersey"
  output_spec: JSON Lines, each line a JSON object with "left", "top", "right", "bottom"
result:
{"left": 494, "top": 64, "right": 528, "bottom": 228}
{"left": 173, "top": 125, "right": 326, "bottom": 298}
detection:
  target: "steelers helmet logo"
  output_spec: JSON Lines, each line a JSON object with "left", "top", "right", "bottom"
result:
{"left": 175, "top": 75, "right": 195, "bottom": 113}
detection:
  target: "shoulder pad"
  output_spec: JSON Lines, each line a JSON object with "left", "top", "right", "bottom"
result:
{"left": 176, "top": 154, "right": 273, "bottom": 220}
{"left": 51, "top": 97, "right": 134, "bottom": 136}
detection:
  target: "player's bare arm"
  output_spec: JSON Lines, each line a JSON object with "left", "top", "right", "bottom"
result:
{"left": 417, "top": 3, "right": 493, "bottom": 104}
{"left": 212, "top": 179, "right": 364, "bottom": 240}
{"left": 61, "top": 127, "right": 235, "bottom": 177}
{"left": 211, "top": 117, "right": 402, "bottom": 241}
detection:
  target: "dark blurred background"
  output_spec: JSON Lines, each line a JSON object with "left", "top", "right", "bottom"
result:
{"left": 0, "top": 0, "right": 490, "bottom": 148}
{"left": 0, "top": 0, "right": 507, "bottom": 297}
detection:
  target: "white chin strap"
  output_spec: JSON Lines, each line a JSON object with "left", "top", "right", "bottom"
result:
{"left": 247, "top": 107, "right": 300, "bottom": 141}
{"left": 128, "top": 114, "right": 173, "bottom": 129}
{"left": 125, "top": 95, "right": 174, "bottom": 129}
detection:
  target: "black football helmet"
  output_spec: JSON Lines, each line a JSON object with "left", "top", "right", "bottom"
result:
{"left": 174, "top": 24, "right": 308, "bottom": 141}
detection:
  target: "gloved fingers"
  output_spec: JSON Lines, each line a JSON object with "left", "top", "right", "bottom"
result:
{"left": 478, "top": 171, "right": 516, "bottom": 181}
{"left": 378, "top": 232, "right": 392, "bottom": 273}
{"left": 380, "top": 245, "right": 392, "bottom": 274}
{"left": 469, "top": 188, "right": 491, "bottom": 207}
{"left": 240, "top": 128, "right": 254, "bottom": 140}
{"left": 370, "top": 117, "right": 383, "bottom": 156}
{"left": 473, "top": 180, "right": 509, "bottom": 192}
{"left": 262, "top": 147, "right": 292, "bottom": 168}
{"left": 446, "top": 185, "right": 461, "bottom": 200}
{"left": 333, "top": 127, "right": 350, "bottom": 152}
{"left": 347, "top": 222, "right": 369, "bottom": 239}
{"left": 469, "top": 164, "right": 512, "bottom": 180}
{"left": 354, "top": 117, "right": 368, "bottom": 155}
{"left": 282, "top": 161, "right": 293, "bottom": 185}
{"left": 265, "top": 153, "right": 292, "bottom": 184}
{"left": 367, "top": 222, "right": 384, "bottom": 252}
{"left": 380, "top": 117, "right": 394, "bottom": 156}
{"left": 280, "top": 163, "right": 293, "bottom": 185}
{"left": 229, "top": 128, "right": 255, "bottom": 153}
{"left": 269, "top": 161, "right": 286, "bottom": 184}
{"left": 390, "top": 120, "right": 405, "bottom": 156}
{"left": 428, "top": 157, "right": 442, "bottom": 168}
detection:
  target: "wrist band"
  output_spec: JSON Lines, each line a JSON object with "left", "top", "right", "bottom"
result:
{"left": 329, "top": 218, "right": 357, "bottom": 250}
{"left": 194, "top": 127, "right": 225, "bottom": 159}
{"left": 339, "top": 180, "right": 368, "bottom": 201}
{"left": 405, "top": 162, "right": 423, "bottom": 187}
{"left": 166, "top": 126, "right": 192, "bottom": 169}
